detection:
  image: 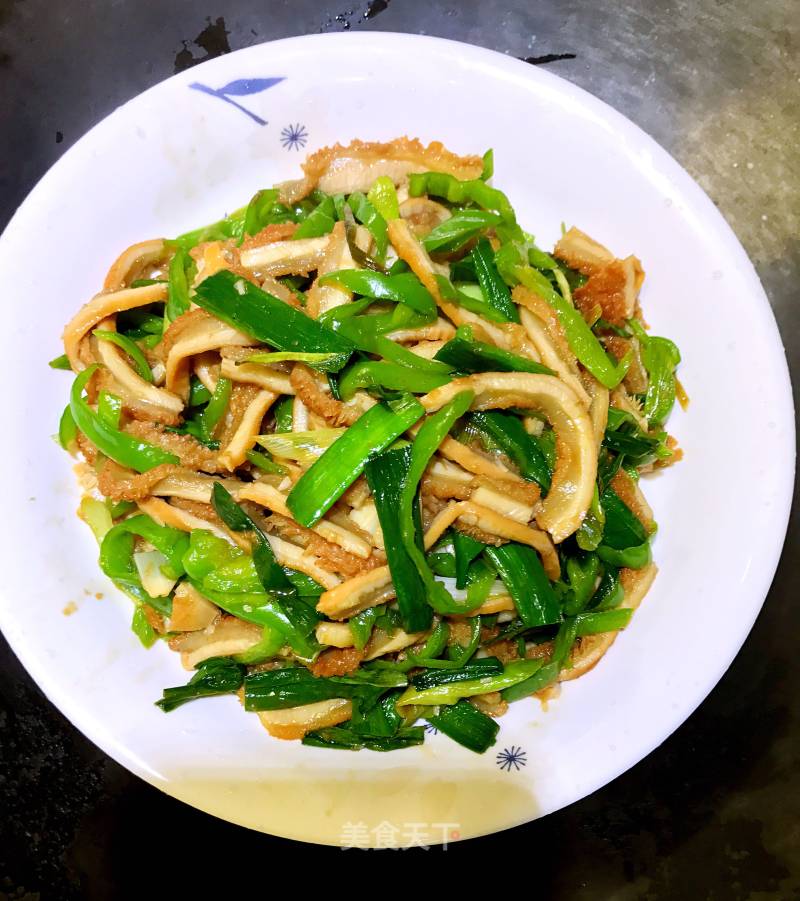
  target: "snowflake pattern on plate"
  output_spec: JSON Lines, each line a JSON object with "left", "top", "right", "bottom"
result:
{"left": 496, "top": 746, "right": 527, "bottom": 772}
{"left": 281, "top": 123, "right": 309, "bottom": 150}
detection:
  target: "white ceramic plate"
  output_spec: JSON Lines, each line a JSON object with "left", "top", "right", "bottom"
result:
{"left": 0, "top": 33, "right": 793, "bottom": 847}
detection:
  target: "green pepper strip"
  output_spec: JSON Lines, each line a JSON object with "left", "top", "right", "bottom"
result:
{"left": 597, "top": 540, "right": 652, "bottom": 569}
{"left": 93, "top": 330, "right": 154, "bottom": 382}
{"left": 272, "top": 395, "right": 294, "bottom": 433}
{"left": 427, "top": 551, "right": 456, "bottom": 577}
{"left": 287, "top": 394, "right": 425, "bottom": 528}
{"left": 411, "top": 619, "right": 451, "bottom": 661}
{"left": 98, "top": 391, "right": 122, "bottom": 429}
{"left": 348, "top": 192, "right": 389, "bottom": 263}
{"left": 293, "top": 195, "right": 337, "bottom": 239}
{"left": 333, "top": 316, "right": 452, "bottom": 377}
{"left": 434, "top": 324, "right": 553, "bottom": 376}
{"left": 182, "top": 530, "right": 240, "bottom": 581}
{"left": 183, "top": 526, "right": 317, "bottom": 659}
{"left": 285, "top": 570, "right": 325, "bottom": 599}
{"left": 470, "top": 410, "right": 551, "bottom": 490}
{"left": 435, "top": 276, "right": 510, "bottom": 325}
{"left": 196, "top": 376, "right": 231, "bottom": 443}
{"left": 233, "top": 626, "right": 286, "bottom": 664}
{"left": 49, "top": 353, "right": 72, "bottom": 370}
{"left": 338, "top": 360, "right": 451, "bottom": 400}
{"left": 99, "top": 514, "right": 188, "bottom": 615}
{"left": 367, "top": 176, "right": 400, "bottom": 222}
{"left": 592, "top": 567, "right": 624, "bottom": 610}
{"left": 471, "top": 238, "right": 519, "bottom": 322}
{"left": 131, "top": 606, "right": 157, "bottom": 648}
{"left": 173, "top": 207, "right": 246, "bottom": 251}
{"left": 70, "top": 366, "right": 179, "bottom": 472}
{"left": 243, "top": 189, "right": 277, "bottom": 236}
{"left": 410, "top": 617, "right": 483, "bottom": 670}
{"left": 188, "top": 376, "right": 211, "bottom": 407}
{"left": 576, "top": 484, "right": 605, "bottom": 551}
{"left": 243, "top": 188, "right": 295, "bottom": 236}
{"left": 408, "top": 172, "right": 516, "bottom": 222}
{"left": 192, "top": 582, "right": 319, "bottom": 659}
{"left": 480, "top": 149, "right": 494, "bottom": 180}
{"left": 244, "top": 350, "right": 350, "bottom": 372}
{"left": 511, "top": 263, "right": 629, "bottom": 389}
{"left": 562, "top": 553, "right": 601, "bottom": 616}
{"left": 502, "top": 618, "right": 579, "bottom": 702}
{"left": 318, "top": 297, "right": 375, "bottom": 329}
{"left": 453, "top": 531, "right": 484, "bottom": 589}
{"left": 600, "top": 487, "right": 649, "bottom": 549}
{"left": 349, "top": 606, "right": 383, "bottom": 651}
{"left": 466, "top": 557, "right": 496, "bottom": 609}
{"left": 193, "top": 270, "right": 353, "bottom": 368}
{"left": 422, "top": 209, "right": 502, "bottom": 255}
{"left": 629, "top": 320, "right": 681, "bottom": 425}
{"left": 101, "top": 514, "right": 188, "bottom": 580}
{"left": 319, "top": 269, "right": 437, "bottom": 319}
{"left": 189, "top": 548, "right": 319, "bottom": 659}
{"left": 574, "top": 608, "right": 632, "bottom": 635}
{"left": 246, "top": 449, "right": 288, "bottom": 475}
{"left": 58, "top": 405, "right": 78, "bottom": 452}
{"left": 165, "top": 247, "right": 191, "bottom": 325}
{"left": 211, "top": 482, "right": 293, "bottom": 596}
{"left": 398, "top": 658, "right": 544, "bottom": 706}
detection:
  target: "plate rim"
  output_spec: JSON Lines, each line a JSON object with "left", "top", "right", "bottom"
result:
{"left": 0, "top": 30, "right": 795, "bottom": 844}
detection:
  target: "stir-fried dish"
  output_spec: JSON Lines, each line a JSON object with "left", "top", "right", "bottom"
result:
{"left": 52, "top": 138, "right": 683, "bottom": 754}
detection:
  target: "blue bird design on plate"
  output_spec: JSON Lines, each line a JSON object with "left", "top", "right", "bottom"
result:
{"left": 189, "top": 77, "right": 285, "bottom": 125}
{"left": 281, "top": 123, "right": 309, "bottom": 151}
{"left": 496, "top": 746, "right": 527, "bottom": 772}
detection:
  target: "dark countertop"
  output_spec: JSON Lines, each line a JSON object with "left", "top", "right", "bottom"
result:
{"left": 1, "top": 1, "right": 797, "bottom": 897}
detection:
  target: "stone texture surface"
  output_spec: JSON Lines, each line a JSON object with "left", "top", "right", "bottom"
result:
{"left": 0, "top": 1, "right": 797, "bottom": 897}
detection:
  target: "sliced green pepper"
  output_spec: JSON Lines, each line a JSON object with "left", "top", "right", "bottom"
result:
{"left": 347, "top": 192, "right": 389, "bottom": 263}
{"left": 292, "top": 194, "right": 337, "bottom": 239}
{"left": 408, "top": 172, "right": 516, "bottom": 222}
{"left": 69, "top": 366, "right": 179, "bottom": 472}
{"left": 397, "top": 658, "right": 544, "bottom": 706}
{"left": 423, "top": 210, "right": 501, "bottom": 255}
{"left": 470, "top": 410, "right": 551, "bottom": 490}
{"left": 319, "top": 269, "right": 437, "bottom": 319}
{"left": 502, "top": 254, "right": 630, "bottom": 389}
{"left": 434, "top": 324, "right": 553, "bottom": 376}
{"left": 338, "top": 359, "right": 451, "bottom": 400}
{"left": 93, "top": 330, "right": 154, "bottom": 382}
{"left": 471, "top": 238, "right": 519, "bottom": 322}
{"left": 367, "top": 176, "right": 400, "bottom": 222}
